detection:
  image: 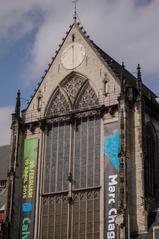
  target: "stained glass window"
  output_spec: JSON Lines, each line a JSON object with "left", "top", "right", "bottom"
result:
{"left": 41, "top": 75, "right": 101, "bottom": 239}
{"left": 44, "top": 122, "right": 70, "bottom": 193}
{"left": 74, "top": 116, "right": 100, "bottom": 189}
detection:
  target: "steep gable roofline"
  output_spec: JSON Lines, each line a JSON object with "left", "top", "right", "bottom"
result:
{"left": 71, "top": 23, "right": 157, "bottom": 100}
{"left": 91, "top": 44, "right": 157, "bottom": 99}
{"left": 74, "top": 24, "right": 122, "bottom": 85}
{"left": 73, "top": 23, "right": 139, "bottom": 88}
{"left": 24, "top": 21, "right": 157, "bottom": 113}
{"left": 25, "top": 21, "right": 97, "bottom": 111}
{"left": 92, "top": 43, "right": 136, "bottom": 86}
{"left": 25, "top": 23, "right": 75, "bottom": 111}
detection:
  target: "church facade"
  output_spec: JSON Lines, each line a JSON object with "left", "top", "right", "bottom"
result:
{"left": 4, "top": 21, "right": 159, "bottom": 239}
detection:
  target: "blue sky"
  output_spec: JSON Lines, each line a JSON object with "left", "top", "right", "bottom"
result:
{"left": 0, "top": 0, "right": 158, "bottom": 145}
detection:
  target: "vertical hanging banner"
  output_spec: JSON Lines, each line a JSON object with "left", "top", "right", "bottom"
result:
{"left": 20, "top": 138, "right": 39, "bottom": 239}
{"left": 104, "top": 122, "right": 119, "bottom": 239}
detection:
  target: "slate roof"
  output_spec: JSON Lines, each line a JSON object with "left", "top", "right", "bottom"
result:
{"left": 0, "top": 145, "right": 10, "bottom": 181}
{"left": 92, "top": 43, "right": 157, "bottom": 100}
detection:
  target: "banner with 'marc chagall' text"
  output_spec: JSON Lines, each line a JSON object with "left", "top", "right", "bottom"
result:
{"left": 104, "top": 122, "right": 119, "bottom": 239}
{"left": 20, "top": 138, "right": 39, "bottom": 239}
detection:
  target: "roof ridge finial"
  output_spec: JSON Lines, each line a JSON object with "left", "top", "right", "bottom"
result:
{"left": 137, "top": 64, "right": 142, "bottom": 82}
{"left": 15, "top": 89, "right": 21, "bottom": 117}
{"left": 137, "top": 64, "right": 142, "bottom": 93}
{"left": 121, "top": 62, "right": 125, "bottom": 95}
{"left": 72, "top": 0, "right": 78, "bottom": 23}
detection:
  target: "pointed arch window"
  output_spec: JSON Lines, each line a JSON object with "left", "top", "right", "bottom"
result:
{"left": 145, "top": 122, "right": 157, "bottom": 196}
{"left": 37, "top": 90, "right": 43, "bottom": 111}
{"left": 41, "top": 74, "right": 101, "bottom": 239}
{"left": 45, "top": 73, "right": 99, "bottom": 117}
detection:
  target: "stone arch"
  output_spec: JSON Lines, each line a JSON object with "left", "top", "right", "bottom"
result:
{"left": 45, "top": 73, "right": 99, "bottom": 116}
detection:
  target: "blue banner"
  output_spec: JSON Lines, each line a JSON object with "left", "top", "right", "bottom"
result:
{"left": 104, "top": 122, "right": 119, "bottom": 239}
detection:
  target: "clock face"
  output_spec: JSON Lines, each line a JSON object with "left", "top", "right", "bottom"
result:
{"left": 61, "top": 43, "right": 86, "bottom": 69}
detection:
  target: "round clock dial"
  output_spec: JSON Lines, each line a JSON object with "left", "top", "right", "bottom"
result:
{"left": 61, "top": 43, "right": 86, "bottom": 69}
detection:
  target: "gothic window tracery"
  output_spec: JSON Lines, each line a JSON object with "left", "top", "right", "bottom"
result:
{"left": 61, "top": 75, "right": 85, "bottom": 104}
{"left": 46, "top": 88, "right": 70, "bottom": 116}
{"left": 76, "top": 83, "right": 99, "bottom": 110}
{"left": 41, "top": 75, "right": 100, "bottom": 239}
{"left": 46, "top": 75, "right": 99, "bottom": 117}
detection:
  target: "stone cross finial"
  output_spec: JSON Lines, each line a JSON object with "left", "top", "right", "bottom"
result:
{"left": 137, "top": 64, "right": 142, "bottom": 93}
{"left": 137, "top": 64, "right": 142, "bottom": 81}
{"left": 15, "top": 89, "right": 21, "bottom": 116}
{"left": 72, "top": 0, "right": 79, "bottom": 22}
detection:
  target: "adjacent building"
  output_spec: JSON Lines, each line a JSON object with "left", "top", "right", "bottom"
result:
{"left": 0, "top": 145, "right": 10, "bottom": 239}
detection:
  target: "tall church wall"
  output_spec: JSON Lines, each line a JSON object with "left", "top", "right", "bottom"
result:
{"left": 145, "top": 113, "right": 159, "bottom": 208}
{"left": 128, "top": 109, "right": 159, "bottom": 238}
{"left": 133, "top": 101, "right": 146, "bottom": 233}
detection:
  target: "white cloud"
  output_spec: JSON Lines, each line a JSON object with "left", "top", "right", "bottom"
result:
{"left": 0, "top": 0, "right": 159, "bottom": 93}
{"left": 0, "top": 107, "right": 13, "bottom": 146}
{"left": 27, "top": 0, "right": 159, "bottom": 93}
{"left": 30, "top": 15, "right": 71, "bottom": 78}
{"left": 80, "top": 0, "right": 159, "bottom": 75}
{"left": 0, "top": 0, "right": 70, "bottom": 43}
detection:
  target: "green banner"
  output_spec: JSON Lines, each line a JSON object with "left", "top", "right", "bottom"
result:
{"left": 20, "top": 138, "right": 39, "bottom": 239}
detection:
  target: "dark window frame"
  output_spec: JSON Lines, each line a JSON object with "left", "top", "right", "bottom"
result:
{"left": 40, "top": 75, "right": 101, "bottom": 239}
{"left": 145, "top": 122, "right": 158, "bottom": 197}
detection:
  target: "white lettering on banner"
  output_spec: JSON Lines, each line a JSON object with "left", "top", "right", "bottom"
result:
{"left": 107, "top": 175, "right": 118, "bottom": 239}
{"left": 107, "top": 231, "right": 115, "bottom": 239}
{"left": 109, "top": 175, "right": 118, "bottom": 186}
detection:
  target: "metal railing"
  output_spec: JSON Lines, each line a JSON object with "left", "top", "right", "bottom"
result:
{"left": 22, "top": 92, "right": 120, "bottom": 123}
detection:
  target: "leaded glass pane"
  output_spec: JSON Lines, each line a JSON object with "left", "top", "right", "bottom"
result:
{"left": 71, "top": 190, "right": 100, "bottom": 239}
{"left": 50, "top": 123, "right": 58, "bottom": 192}
{"left": 74, "top": 116, "right": 100, "bottom": 189}
{"left": 44, "top": 122, "right": 70, "bottom": 193}
{"left": 63, "top": 123, "right": 70, "bottom": 191}
{"left": 44, "top": 125, "right": 52, "bottom": 193}
{"left": 94, "top": 118, "right": 101, "bottom": 186}
{"left": 42, "top": 77, "right": 101, "bottom": 239}
{"left": 74, "top": 118, "right": 81, "bottom": 188}
{"left": 81, "top": 118, "right": 87, "bottom": 188}
{"left": 57, "top": 122, "right": 65, "bottom": 191}
{"left": 41, "top": 195, "right": 68, "bottom": 239}
{"left": 88, "top": 117, "right": 95, "bottom": 187}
